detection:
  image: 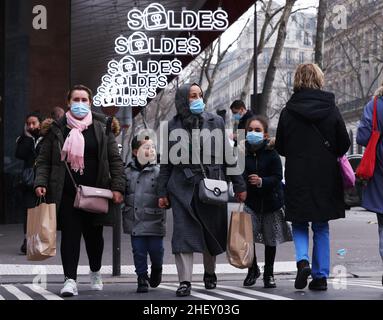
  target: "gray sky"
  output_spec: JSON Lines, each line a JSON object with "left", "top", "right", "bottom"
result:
{"left": 220, "top": 0, "right": 319, "bottom": 49}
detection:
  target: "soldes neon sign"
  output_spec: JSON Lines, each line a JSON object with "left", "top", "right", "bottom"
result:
{"left": 93, "top": 3, "right": 229, "bottom": 108}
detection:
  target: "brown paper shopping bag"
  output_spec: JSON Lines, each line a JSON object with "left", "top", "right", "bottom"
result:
{"left": 226, "top": 203, "right": 254, "bottom": 269}
{"left": 26, "top": 199, "right": 57, "bottom": 261}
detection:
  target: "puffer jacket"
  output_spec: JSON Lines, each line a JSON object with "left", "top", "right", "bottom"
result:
{"left": 123, "top": 160, "right": 166, "bottom": 236}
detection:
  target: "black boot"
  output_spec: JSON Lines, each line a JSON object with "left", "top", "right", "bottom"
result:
{"left": 243, "top": 263, "right": 261, "bottom": 287}
{"left": 20, "top": 239, "right": 26, "bottom": 255}
{"left": 149, "top": 266, "right": 162, "bottom": 288}
{"left": 137, "top": 274, "right": 149, "bottom": 293}
{"left": 308, "top": 278, "right": 327, "bottom": 291}
{"left": 203, "top": 272, "right": 217, "bottom": 289}
{"left": 176, "top": 281, "right": 191, "bottom": 297}
{"left": 294, "top": 260, "right": 311, "bottom": 290}
{"left": 263, "top": 265, "right": 276, "bottom": 288}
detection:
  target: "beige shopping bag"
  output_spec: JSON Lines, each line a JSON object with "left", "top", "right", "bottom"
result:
{"left": 26, "top": 199, "right": 57, "bottom": 261}
{"left": 226, "top": 203, "right": 254, "bottom": 269}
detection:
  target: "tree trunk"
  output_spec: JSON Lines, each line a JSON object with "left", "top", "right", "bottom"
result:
{"left": 258, "top": 0, "right": 296, "bottom": 116}
{"left": 314, "top": 0, "right": 327, "bottom": 69}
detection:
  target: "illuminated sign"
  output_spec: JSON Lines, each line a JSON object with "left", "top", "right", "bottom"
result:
{"left": 93, "top": 3, "right": 228, "bottom": 108}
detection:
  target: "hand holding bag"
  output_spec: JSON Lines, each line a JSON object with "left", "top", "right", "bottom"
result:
{"left": 356, "top": 96, "right": 381, "bottom": 180}
{"left": 27, "top": 197, "right": 56, "bottom": 261}
{"left": 226, "top": 203, "right": 254, "bottom": 269}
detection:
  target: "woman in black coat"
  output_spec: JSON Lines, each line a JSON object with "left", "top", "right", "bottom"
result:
{"left": 35, "top": 85, "right": 125, "bottom": 298}
{"left": 242, "top": 116, "right": 292, "bottom": 289}
{"left": 275, "top": 64, "right": 350, "bottom": 291}
{"left": 15, "top": 112, "right": 43, "bottom": 254}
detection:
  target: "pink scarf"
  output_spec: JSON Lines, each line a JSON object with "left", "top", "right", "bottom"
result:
{"left": 61, "top": 111, "right": 93, "bottom": 175}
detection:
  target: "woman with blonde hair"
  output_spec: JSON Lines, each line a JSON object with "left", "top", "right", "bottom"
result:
{"left": 275, "top": 64, "right": 350, "bottom": 290}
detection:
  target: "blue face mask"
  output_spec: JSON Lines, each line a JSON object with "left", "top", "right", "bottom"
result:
{"left": 232, "top": 113, "right": 242, "bottom": 121}
{"left": 190, "top": 98, "right": 205, "bottom": 114}
{"left": 71, "top": 102, "right": 90, "bottom": 119}
{"left": 246, "top": 131, "right": 264, "bottom": 145}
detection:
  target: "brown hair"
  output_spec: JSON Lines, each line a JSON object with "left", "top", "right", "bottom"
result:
{"left": 245, "top": 115, "right": 269, "bottom": 134}
{"left": 66, "top": 84, "right": 93, "bottom": 102}
{"left": 293, "top": 63, "right": 324, "bottom": 92}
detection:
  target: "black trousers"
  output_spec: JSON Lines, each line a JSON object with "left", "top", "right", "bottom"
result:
{"left": 60, "top": 194, "right": 104, "bottom": 280}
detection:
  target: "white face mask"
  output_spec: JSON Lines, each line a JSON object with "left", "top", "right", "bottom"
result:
{"left": 137, "top": 143, "right": 157, "bottom": 165}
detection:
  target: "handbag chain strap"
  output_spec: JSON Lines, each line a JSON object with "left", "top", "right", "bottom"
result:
{"left": 188, "top": 131, "right": 221, "bottom": 180}
{"left": 58, "top": 141, "right": 78, "bottom": 190}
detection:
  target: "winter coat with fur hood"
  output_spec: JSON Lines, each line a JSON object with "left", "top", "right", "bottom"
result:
{"left": 34, "top": 112, "right": 125, "bottom": 229}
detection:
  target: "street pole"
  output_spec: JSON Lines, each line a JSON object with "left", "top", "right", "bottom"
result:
{"left": 112, "top": 198, "right": 121, "bottom": 277}
{"left": 251, "top": 2, "right": 258, "bottom": 115}
{"left": 112, "top": 106, "right": 129, "bottom": 277}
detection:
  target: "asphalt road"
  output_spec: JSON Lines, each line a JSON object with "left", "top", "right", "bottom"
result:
{"left": 0, "top": 205, "right": 382, "bottom": 301}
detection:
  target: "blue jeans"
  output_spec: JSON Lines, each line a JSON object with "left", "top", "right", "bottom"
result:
{"left": 377, "top": 214, "right": 383, "bottom": 261}
{"left": 292, "top": 222, "right": 330, "bottom": 279}
{"left": 131, "top": 236, "right": 164, "bottom": 277}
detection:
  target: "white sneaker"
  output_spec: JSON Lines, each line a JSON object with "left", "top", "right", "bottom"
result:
{"left": 90, "top": 271, "right": 103, "bottom": 291}
{"left": 60, "top": 278, "right": 78, "bottom": 297}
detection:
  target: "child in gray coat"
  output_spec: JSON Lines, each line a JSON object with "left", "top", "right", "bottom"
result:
{"left": 123, "top": 135, "right": 166, "bottom": 293}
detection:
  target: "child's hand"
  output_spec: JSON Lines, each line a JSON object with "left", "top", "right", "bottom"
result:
{"left": 112, "top": 191, "right": 124, "bottom": 204}
{"left": 158, "top": 197, "right": 170, "bottom": 209}
{"left": 248, "top": 174, "right": 262, "bottom": 186}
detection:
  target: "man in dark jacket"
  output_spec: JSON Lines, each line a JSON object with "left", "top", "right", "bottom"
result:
{"left": 15, "top": 111, "right": 43, "bottom": 254}
{"left": 230, "top": 100, "right": 253, "bottom": 145}
{"left": 275, "top": 63, "right": 350, "bottom": 291}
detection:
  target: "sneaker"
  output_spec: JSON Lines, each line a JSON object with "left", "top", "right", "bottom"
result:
{"left": 60, "top": 278, "right": 78, "bottom": 297}
{"left": 176, "top": 281, "right": 191, "bottom": 297}
{"left": 90, "top": 271, "right": 103, "bottom": 291}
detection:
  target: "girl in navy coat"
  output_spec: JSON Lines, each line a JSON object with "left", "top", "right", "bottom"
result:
{"left": 242, "top": 115, "right": 292, "bottom": 288}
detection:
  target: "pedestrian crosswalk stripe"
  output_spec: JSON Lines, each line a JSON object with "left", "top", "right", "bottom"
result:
{"left": 0, "top": 295, "right": 4, "bottom": 300}
{"left": 0, "top": 261, "right": 297, "bottom": 276}
{"left": 1, "top": 285, "right": 33, "bottom": 300}
{"left": 327, "top": 279, "right": 383, "bottom": 290}
{"left": 23, "top": 284, "right": 63, "bottom": 300}
{"left": 159, "top": 284, "right": 223, "bottom": 300}
{"left": 197, "top": 283, "right": 292, "bottom": 300}
{"left": 192, "top": 283, "right": 256, "bottom": 300}
{"left": 345, "top": 279, "right": 382, "bottom": 286}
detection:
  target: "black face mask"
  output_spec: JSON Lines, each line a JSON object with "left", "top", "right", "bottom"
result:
{"left": 28, "top": 129, "right": 40, "bottom": 137}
